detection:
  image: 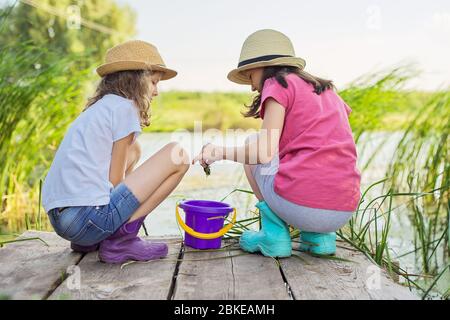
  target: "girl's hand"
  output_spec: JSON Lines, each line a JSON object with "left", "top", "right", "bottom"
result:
{"left": 192, "top": 143, "right": 223, "bottom": 167}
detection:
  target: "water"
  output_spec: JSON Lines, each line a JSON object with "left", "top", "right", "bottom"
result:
{"left": 137, "top": 132, "right": 254, "bottom": 237}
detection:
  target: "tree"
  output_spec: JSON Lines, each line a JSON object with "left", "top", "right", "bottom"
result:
{"left": 0, "top": 0, "right": 137, "bottom": 67}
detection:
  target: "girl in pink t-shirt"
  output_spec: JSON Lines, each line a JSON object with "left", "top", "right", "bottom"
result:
{"left": 193, "top": 29, "right": 361, "bottom": 257}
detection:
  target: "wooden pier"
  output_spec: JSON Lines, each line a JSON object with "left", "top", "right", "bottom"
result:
{"left": 0, "top": 231, "right": 417, "bottom": 300}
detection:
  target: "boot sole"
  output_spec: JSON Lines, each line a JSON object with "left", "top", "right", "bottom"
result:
{"left": 299, "top": 246, "right": 336, "bottom": 256}
{"left": 240, "top": 239, "right": 292, "bottom": 258}
{"left": 98, "top": 247, "right": 168, "bottom": 264}
{"left": 99, "top": 252, "right": 167, "bottom": 264}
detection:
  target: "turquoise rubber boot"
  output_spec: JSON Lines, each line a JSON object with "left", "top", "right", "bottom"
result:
{"left": 299, "top": 231, "right": 336, "bottom": 255}
{"left": 239, "top": 201, "right": 292, "bottom": 257}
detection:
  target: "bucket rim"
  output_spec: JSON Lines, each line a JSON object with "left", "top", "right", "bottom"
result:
{"left": 179, "top": 199, "right": 234, "bottom": 215}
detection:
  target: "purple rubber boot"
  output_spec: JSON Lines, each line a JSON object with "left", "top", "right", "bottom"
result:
{"left": 71, "top": 242, "right": 99, "bottom": 253}
{"left": 98, "top": 217, "right": 168, "bottom": 264}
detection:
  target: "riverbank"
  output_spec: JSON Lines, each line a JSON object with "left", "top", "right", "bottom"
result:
{"left": 143, "top": 90, "right": 436, "bottom": 133}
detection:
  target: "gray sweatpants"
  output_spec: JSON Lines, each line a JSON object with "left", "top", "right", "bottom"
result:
{"left": 251, "top": 156, "right": 353, "bottom": 233}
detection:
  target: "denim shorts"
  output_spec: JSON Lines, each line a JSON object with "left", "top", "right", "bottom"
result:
{"left": 47, "top": 183, "right": 141, "bottom": 246}
{"left": 252, "top": 157, "right": 353, "bottom": 233}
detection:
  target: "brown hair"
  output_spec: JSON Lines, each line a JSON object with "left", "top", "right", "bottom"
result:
{"left": 85, "top": 70, "right": 154, "bottom": 127}
{"left": 243, "top": 66, "right": 335, "bottom": 118}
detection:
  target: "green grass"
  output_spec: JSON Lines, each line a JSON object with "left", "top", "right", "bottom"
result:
{"left": 145, "top": 91, "right": 259, "bottom": 132}
{"left": 143, "top": 89, "right": 436, "bottom": 133}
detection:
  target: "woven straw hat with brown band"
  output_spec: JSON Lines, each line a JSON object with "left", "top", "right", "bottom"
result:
{"left": 96, "top": 40, "right": 177, "bottom": 80}
{"left": 227, "top": 29, "right": 306, "bottom": 85}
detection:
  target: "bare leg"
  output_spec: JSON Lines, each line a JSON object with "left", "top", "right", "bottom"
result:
{"left": 123, "top": 142, "right": 190, "bottom": 222}
{"left": 128, "top": 170, "right": 186, "bottom": 221}
{"left": 243, "top": 133, "right": 264, "bottom": 201}
{"left": 244, "top": 164, "right": 264, "bottom": 201}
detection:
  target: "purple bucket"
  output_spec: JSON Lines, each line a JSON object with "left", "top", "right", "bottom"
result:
{"left": 178, "top": 200, "right": 234, "bottom": 250}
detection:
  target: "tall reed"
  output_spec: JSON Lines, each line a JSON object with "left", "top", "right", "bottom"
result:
{"left": 0, "top": 39, "right": 89, "bottom": 233}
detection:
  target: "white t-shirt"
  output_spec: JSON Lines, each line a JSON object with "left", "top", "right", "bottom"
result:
{"left": 42, "top": 94, "right": 142, "bottom": 213}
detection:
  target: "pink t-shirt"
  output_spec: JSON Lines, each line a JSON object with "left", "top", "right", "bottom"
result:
{"left": 260, "top": 74, "right": 361, "bottom": 212}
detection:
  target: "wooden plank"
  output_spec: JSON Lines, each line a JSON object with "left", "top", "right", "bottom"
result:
{"left": 229, "top": 249, "right": 291, "bottom": 300}
{"left": 173, "top": 243, "right": 234, "bottom": 300}
{"left": 49, "top": 237, "right": 182, "bottom": 300}
{"left": 1, "top": 232, "right": 418, "bottom": 300}
{"left": 0, "top": 231, "right": 82, "bottom": 300}
{"left": 280, "top": 241, "right": 418, "bottom": 300}
{"left": 173, "top": 241, "right": 290, "bottom": 300}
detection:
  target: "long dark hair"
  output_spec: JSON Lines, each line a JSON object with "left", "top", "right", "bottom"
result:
{"left": 243, "top": 66, "right": 335, "bottom": 118}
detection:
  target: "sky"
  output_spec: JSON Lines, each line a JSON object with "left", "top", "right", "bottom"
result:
{"left": 3, "top": 0, "right": 450, "bottom": 91}
{"left": 117, "top": 0, "right": 450, "bottom": 92}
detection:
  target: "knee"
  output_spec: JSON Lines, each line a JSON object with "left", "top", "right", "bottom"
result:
{"left": 166, "top": 142, "right": 190, "bottom": 173}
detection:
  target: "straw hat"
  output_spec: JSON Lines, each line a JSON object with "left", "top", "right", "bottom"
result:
{"left": 96, "top": 40, "right": 177, "bottom": 80}
{"left": 227, "top": 29, "right": 306, "bottom": 85}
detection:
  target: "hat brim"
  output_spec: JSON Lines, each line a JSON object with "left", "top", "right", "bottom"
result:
{"left": 96, "top": 60, "right": 177, "bottom": 80}
{"left": 227, "top": 57, "right": 306, "bottom": 85}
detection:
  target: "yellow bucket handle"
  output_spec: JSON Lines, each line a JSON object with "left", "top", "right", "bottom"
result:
{"left": 176, "top": 204, "right": 236, "bottom": 240}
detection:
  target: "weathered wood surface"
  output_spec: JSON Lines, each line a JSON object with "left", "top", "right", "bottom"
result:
{"left": 0, "top": 231, "right": 82, "bottom": 300}
{"left": 0, "top": 231, "right": 418, "bottom": 300}
{"left": 280, "top": 240, "right": 418, "bottom": 300}
{"left": 49, "top": 237, "right": 182, "bottom": 300}
{"left": 173, "top": 243, "right": 290, "bottom": 300}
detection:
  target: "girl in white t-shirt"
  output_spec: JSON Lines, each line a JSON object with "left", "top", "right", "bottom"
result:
{"left": 42, "top": 40, "right": 189, "bottom": 264}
